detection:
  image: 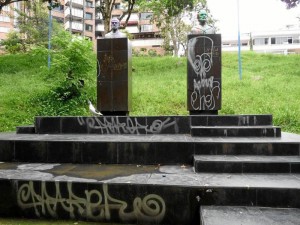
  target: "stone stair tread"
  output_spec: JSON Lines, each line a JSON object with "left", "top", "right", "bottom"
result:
{"left": 1, "top": 162, "right": 300, "bottom": 189}
{"left": 0, "top": 132, "right": 298, "bottom": 143}
{"left": 194, "top": 155, "right": 300, "bottom": 163}
{"left": 191, "top": 125, "right": 280, "bottom": 128}
{"left": 200, "top": 206, "right": 300, "bottom": 225}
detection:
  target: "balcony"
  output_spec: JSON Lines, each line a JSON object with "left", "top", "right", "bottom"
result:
{"left": 125, "top": 26, "right": 139, "bottom": 34}
{"left": 65, "top": 0, "right": 84, "bottom": 8}
{"left": 65, "top": 21, "right": 83, "bottom": 31}
{"left": 95, "top": 24, "right": 104, "bottom": 32}
{"left": 64, "top": 7, "right": 84, "bottom": 19}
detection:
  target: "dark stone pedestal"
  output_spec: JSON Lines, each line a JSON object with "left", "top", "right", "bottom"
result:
{"left": 187, "top": 34, "right": 222, "bottom": 115}
{"left": 97, "top": 38, "right": 132, "bottom": 116}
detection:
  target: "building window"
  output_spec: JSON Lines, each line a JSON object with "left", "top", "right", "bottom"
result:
{"left": 271, "top": 37, "right": 276, "bottom": 44}
{"left": 265, "top": 38, "right": 268, "bottom": 45}
{"left": 140, "top": 12, "right": 152, "bottom": 20}
{"left": 141, "top": 24, "right": 153, "bottom": 32}
{"left": 288, "top": 37, "right": 292, "bottom": 44}
{"left": 114, "top": 3, "right": 121, "bottom": 9}
{"left": 85, "top": 12, "right": 93, "bottom": 20}
{"left": 53, "top": 5, "right": 64, "bottom": 11}
{"left": 0, "top": 27, "right": 9, "bottom": 33}
{"left": 86, "top": 1, "right": 93, "bottom": 8}
{"left": 253, "top": 38, "right": 266, "bottom": 46}
{"left": 85, "top": 24, "right": 93, "bottom": 31}
{"left": 2, "top": 6, "right": 10, "bottom": 11}
{"left": 96, "top": 12, "right": 103, "bottom": 20}
{"left": 0, "top": 15, "right": 10, "bottom": 22}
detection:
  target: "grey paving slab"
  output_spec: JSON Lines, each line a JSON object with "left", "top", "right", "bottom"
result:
{"left": 201, "top": 206, "right": 300, "bottom": 225}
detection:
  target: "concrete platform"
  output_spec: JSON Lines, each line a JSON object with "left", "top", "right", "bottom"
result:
{"left": 200, "top": 206, "right": 300, "bottom": 225}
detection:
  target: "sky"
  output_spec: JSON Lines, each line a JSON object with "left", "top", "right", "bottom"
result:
{"left": 206, "top": 0, "right": 300, "bottom": 39}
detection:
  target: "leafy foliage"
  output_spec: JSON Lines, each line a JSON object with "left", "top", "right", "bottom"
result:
{"left": 139, "top": 0, "right": 214, "bottom": 56}
{"left": 0, "top": 52, "right": 299, "bottom": 134}
{"left": 45, "top": 31, "right": 95, "bottom": 101}
{"left": 0, "top": 31, "right": 24, "bottom": 54}
{"left": 1, "top": 0, "right": 63, "bottom": 52}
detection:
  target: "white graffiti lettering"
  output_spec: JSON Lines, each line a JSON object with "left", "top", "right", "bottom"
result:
{"left": 188, "top": 36, "right": 221, "bottom": 110}
{"left": 77, "top": 117, "right": 177, "bottom": 135}
{"left": 17, "top": 181, "right": 166, "bottom": 223}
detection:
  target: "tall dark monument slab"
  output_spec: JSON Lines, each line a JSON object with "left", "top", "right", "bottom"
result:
{"left": 187, "top": 34, "right": 222, "bottom": 115}
{"left": 97, "top": 38, "right": 132, "bottom": 115}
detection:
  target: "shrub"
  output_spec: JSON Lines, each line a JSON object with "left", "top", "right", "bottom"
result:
{"left": 148, "top": 49, "right": 157, "bottom": 57}
{"left": 1, "top": 31, "right": 24, "bottom": 54}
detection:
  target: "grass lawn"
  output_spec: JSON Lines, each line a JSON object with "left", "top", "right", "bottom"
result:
{"left": 0, "top": 51, "right": 299, "bottom": 133}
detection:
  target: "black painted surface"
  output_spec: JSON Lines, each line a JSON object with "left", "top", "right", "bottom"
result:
{"left": 97, "top": 38, "right": 132, "bottom": 115}
{"left": 187, "top": 34, "right": 222, "bottom": 113}
{"left": 34, "top": 115, "right": 278, "bottom": 136}
{"left": 16, "top": 125, "right": 35, "bottom": 134}
{"left": 194, "top": 155, "right": 300, "bottom": 173}
{"left": 191, "top": 126, "right": 281, "bottom": 137}
{"left": 190, "top": 115, "right": 273, "bottom": 126}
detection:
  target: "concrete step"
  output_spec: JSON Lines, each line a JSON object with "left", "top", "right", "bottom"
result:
{"left": 32, "top": 115, "right": 274, "bottom": 135}
{"left": 191, "top": 114, "right": 273, "bottom": 127}
{"left": 194, "top": 155, "right": 300, "bottom": 173}
{"left": 191, "top": 126, "right": 281, "bottom": 137}
{"left": 0, "top": 163, "right": 300, "bottom": 224}
{"left": 0, "top": 133, "right": 299, "bottom": 164}
{"left": 200, "top": 206, "right": 300, "bottom": 225}
{"left": 34, "top": 116, "right": 190, "bottom": 135}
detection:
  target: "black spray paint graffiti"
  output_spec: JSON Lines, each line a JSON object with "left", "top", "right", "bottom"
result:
{"left": 77, "top": 116, "right": 178, "bottom": 134}
{"left": 188, "top": 36, "right": 220, "bottom": 110}
{"left": 17, "top": 181, "right": 166, "bottom": 223}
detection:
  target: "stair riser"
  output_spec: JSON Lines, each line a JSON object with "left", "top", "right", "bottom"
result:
{"left": 0, "top": 180, "right": 198, "bottom": 225}
{"left": 33, "top": 115, "right": 274, "bottom": 135}
{"left": 191, "top": 115, "right": 273, "bottom": 127}
{"left": 35, "top": 116, "right": 190, "bottom": 135}
{"left": 198, "top": 188, "right": 300, "bottom": 208}
{"left": 1, "top": 179, "right": 299, "bottom": 224}
{"left": 194, "top": 143, "right": 300, "bottom": 156}
{"left": 194, "top": 161, "right": 300, "bottom": 173}
{"left": 0, "top": 141, "right": 299, "bottom": 164}
{"left": 191, "top": 128, "right": 281, "bottom": 137}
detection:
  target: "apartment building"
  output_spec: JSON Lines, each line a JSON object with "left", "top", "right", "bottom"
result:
{"left": 0, "top": 3, "right": 20, "bottom": 41}
{"left": 1, "top": 0, "right": 160, "bottom": 50}
{"left": 0, "top": 0, "right": 96, "bottom": 44}
{"left": 222, "top": 26, "right": 300, "bottom": 54}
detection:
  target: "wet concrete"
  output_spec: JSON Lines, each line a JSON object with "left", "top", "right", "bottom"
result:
{"left": 1, "top": 162, "right": 300, "bottom": 189}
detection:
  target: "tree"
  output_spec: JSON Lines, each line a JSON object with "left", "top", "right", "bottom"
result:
{"left": 139, "top": 0, "right": 215, "bottom": 57}
{"left": 16, "top": 0, "right": 52, "bottom": 47}
{"left": 96, "top": 0, "right": 138, "bottom": 35}
{"left": 281, "top": 0, "right": 299, "bottom": 8}
{"left": 1, "top": 0, "right": 62, "bottom": 52}
{"left": 0, "top": 0, "right": 60, "bottom": 11}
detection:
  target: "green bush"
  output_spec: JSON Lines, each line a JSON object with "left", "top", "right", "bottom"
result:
{"left": 148, "top": 49, "right": 157, "bottom": 57}
{"left": 1, "top": 31, "right": 24, "bottom": 54}
{"left": 48, "top": 31, "right": 94, "bottom": 101}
